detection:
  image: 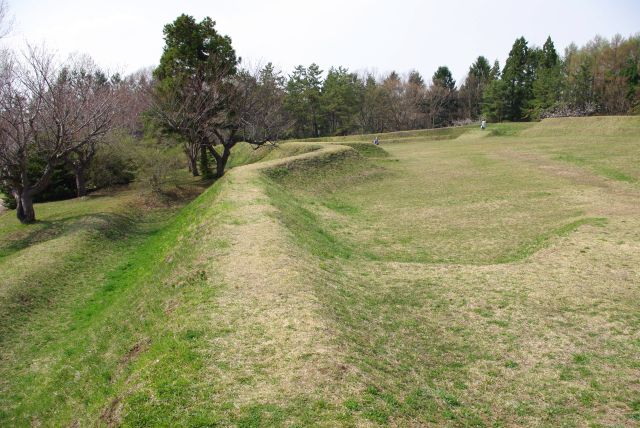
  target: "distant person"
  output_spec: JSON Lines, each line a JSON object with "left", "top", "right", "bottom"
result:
{"left": 480, "top": 120, "right": 487, "bottom": 130}
{"left": 373, "top": 136, "right": 379, "bottom": 145}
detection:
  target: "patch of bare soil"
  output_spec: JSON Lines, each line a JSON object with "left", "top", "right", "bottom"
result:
{"left": 99, "top": 397, "right": 122, "bottom": 428}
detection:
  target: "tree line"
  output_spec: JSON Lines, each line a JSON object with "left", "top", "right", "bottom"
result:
{"left": 281, "top": 33, "right": 640, "bottom": 138}
{"left": 1, "top": 6, "right": 638, "bottom": 223}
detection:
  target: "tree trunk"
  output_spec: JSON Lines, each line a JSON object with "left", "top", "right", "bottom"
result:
{"left": 15, "top": 190, "right": 36, "bottom": 224}
{"left": 75, "top": 166, "right": 87, "bottom": 197}
{"left": 200, "top": 145, "right": 211, "bottom": 178}
{"left": 215, "top": 146, "right": 231, "bottom": 178}
{"left": 188, "top": 154, "right": 199, "bottom": 176}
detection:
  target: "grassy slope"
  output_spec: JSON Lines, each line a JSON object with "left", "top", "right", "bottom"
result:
{"left": 0, "top": 120, "right": 639, "bottom": 426}
{"left": 0, "top": 176, "right": 217, "bottom": 425}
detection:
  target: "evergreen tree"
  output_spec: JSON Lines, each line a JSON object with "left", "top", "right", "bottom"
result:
{"left": 284, "top": 65, "right": 311, "bottom": 137}
{"left": 152, "top": 14, "right": 238, "bottom": 179}
{"left": 489, "top": 60, "right": 501, "bottom": 80}
{"left": 469, "top": 56, "right": 491, "bottom": 81}
{"left": 482, "top": 79, "right": 508, "bottom": 121}
{"left": 622, "top": 55, "right": 640, "bottom": 112}
{"left": 501, "top": 37, "right": 531, "bottom": 120}
{"left": 460, "top": 56, "right": 492, "bottom": 119}
{"left": 321, "top": 67, "right": 360, "bottom": 135}
{"left": 430, "top": 66, "right": 458, "bottom": 126}
{"left": 432, "top": 66, "right": 456, "bottom": 90}
{"left": 530, "top": 36, "right": 563, "bottom": 118}
{"left": 408, "top": 70, "right": 425, "bottom": 87}
{"left": 567, "top": 58, "right": 596, "bottom": 110}
{"left": 386, "top": 71, "right": 401, "bottom": 84}
{"left": 283, "top": 63, "right": 324, "bottom": 137}
{"left": 306, "top": 64, "right": 324, "bottom": 136}
{"left": 154, "top": 15, "right": 238, "bottom": 83}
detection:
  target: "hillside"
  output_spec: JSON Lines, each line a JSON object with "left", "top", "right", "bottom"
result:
{"left": 1, "top": 117, "right": 639, "bottom": 426}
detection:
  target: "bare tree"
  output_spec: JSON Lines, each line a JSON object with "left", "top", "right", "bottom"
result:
{"left": 62, "top": 55, "right": 117, "bottom": 197}
{"left": 0, "top": 0, "right": 13, "bottom": 40}
{"left": 116, "top": 68, "right": 153, "bottom": 137}
{"left": 0, "top": 47, "right": 115, "bottom": 222}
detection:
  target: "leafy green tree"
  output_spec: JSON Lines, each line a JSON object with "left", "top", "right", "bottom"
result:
{"left": 284, "top": 65, "right": 311, "bottom": 137}
{"left": 283, "top": 64, "right": 323, "bottom": 137}
{"left": 469, "top": 56, "right": 491, "bottom": 82}
{"left": 622, "top": 55, "right": 640, "bottom": 112}
{"left": 490, "top": 60, "right": 501, "bottom": 80}
{"left": 154, "top": 14, "right": 237, "bottom": 82}
{"left": 306, "top": 64, "right": 324, "bottom": 136}
{"left": 567, "top": 57, "right": 596, "bottom": 110}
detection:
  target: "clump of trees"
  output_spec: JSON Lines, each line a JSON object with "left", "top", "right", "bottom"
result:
{"left": 0, "top": 12, "right": 288, "bottom": 223}
{"left": 281, "top": 33, "right": 640, "bottom": 138}
{"left": 482, "top": 34, "right": 640, "bottom": 121}
{"left": 0, "top": 47, "right": 119, "bottom": 223}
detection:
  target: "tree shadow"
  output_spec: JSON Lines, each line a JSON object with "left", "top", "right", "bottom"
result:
{"left": 0, "top": 210, "right": 158, "bottom": 260}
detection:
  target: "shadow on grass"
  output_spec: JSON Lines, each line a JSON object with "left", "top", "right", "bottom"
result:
{"left": 0, "top": 211, "right": 143, "bottom": 260}
{"left": 0, "top": 210, "right": 173, "bottom": 343}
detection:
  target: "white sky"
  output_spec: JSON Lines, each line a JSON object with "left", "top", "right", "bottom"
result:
{"left": 5, "top": 0, "right": 640, "bottom": 84}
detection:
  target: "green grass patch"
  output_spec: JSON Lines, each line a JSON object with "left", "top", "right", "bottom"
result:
{"left": 264, "top": 181, "right": 353, "bottom": 260}
{"left": 488, "top": 122, "right": 536, "bottom": 136}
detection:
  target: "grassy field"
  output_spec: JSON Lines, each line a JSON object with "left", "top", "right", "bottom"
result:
{"left": 1, "top": 117, "right": 639, "bottom": 426}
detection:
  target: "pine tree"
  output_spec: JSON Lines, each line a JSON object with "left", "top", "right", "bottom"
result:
{"left": 284, "top": 65, "right": 311, "bottom": 137}
{"left": 460, "top": 56, "right": 492, "bottom": 119}
{"left": 432, "top": 66, "right": 456, "bottom": 90}
{"left": 430, "top": 66, "right": 458, "bottom": 126}
{"left": 501, "top": 37, "right": 531, "bottom": 121}
{"left": 490, "top": 60, "right": 501, "bottom": 80}
{"left": 482, "top": 79, "right": 507, "bottom": 121}
{"left": 408, "top": 70, "right": 425, "bottom": 87}
{"left": 306, "top": 64, "right": 324, "bottom": 136}
{"left": 530, "top": 36, "right": 563, "bottom": 118}
{"left": 321, "top": 67, "right": 360, "bottom": 135}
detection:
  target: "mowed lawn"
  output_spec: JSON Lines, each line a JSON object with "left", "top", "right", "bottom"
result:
{"left": 0, "top": 117, "right": 639, "bottom": 427}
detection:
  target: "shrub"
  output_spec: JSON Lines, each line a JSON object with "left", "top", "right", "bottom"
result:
{"left": 88, "top": 137, "right": 138, "bottom": 189}
{"left": 135, "top": 145, "right": 183, "bottom": 193}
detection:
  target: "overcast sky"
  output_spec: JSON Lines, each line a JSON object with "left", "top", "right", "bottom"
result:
{"left": 4, "top": 0, "right": 639, "bottom": 84}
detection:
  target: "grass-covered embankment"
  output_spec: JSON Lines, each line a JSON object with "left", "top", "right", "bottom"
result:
{"left": 1, "top": 118, "right": 639, "bottom": 426}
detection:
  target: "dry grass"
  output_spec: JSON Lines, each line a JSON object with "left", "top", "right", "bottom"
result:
{"left": 260, "top": 118, "right": 640, "bottom": 426}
